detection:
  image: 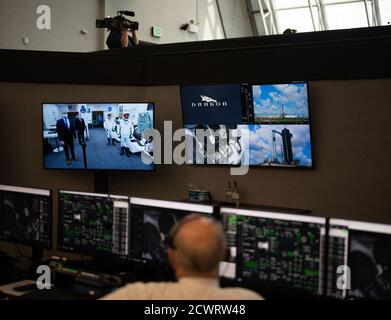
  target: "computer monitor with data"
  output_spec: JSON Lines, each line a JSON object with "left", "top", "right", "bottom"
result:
{"left": 0, "top": 184, "right": 52, "bottom": 248}
{"left": 129, "top": 197, "right": 215, "bottom": 264}
{"left": 220, "top": 207, "right": 326, "bottom": 295}
{"left": 327, "top": 219, "right": 391, "bottom": 299}
{"left": 57, "top": 190, "right": 130, "bottom": 257}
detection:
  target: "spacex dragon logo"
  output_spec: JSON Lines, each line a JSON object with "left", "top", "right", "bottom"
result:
{"left": 191, "top": 95, "right": 228, "bottom": 107}
{"left": 200, "top": 95, "right": 217, "bottom": 103}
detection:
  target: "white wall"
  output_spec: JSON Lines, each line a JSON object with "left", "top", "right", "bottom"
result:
{"left": 196, "top": 0, "right": 253, "bottom": 41}
{"left": 197, "top": 0, "right": 225, "bottom": 41}
{"left": 217, "top": 0, "right": 253, "bottom": 38}
{"left": 42, "top": 104, "right": 61, "bottom": 129}
{"left": 0, "top": 0, "right": 105, "bottom": 52}
{"left": 105, "top": 0, "right": 252, "bottom": 44}
{"left": 105, "top": 0, "right": 198, "bottom": 45}
{"left": 0, "top": 0, "right": 253, "bottom": 51}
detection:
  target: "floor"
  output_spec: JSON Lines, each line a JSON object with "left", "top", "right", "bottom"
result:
{"left": 43, "top": 128, "right": 154, "bottom": 171}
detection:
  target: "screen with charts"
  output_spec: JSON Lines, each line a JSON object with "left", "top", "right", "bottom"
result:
{"left": 220, "top": 207, "right": 326, "bottom": 295}
{"left": 129, "top": 197, "right": 215, "bottom": 264}
{"left": 58, "top": 190, "right": 130, "bottom": 257}
{"left": 327, "top": 219, "right": 391, "bottom": 300}
{"left": 42, "top": 103, "right": 154, "bottom": 171}
{"left": 58, "top": 192, "right": 215, "bottom": 264}
{"left": 0, "top": 185, "right": 52, "bottom": 248}
{"left": 181, "top": 82, "right": 312, "bottom": 168}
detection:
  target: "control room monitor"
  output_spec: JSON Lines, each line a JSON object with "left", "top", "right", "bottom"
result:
{"left": 327, "top": 219, "right": 391, "bottom": 299}
{"left": 58, "top": 190, "right": 130, "bottom": 258}
{"left": 220, "top": 207, "right": 326, "bottom": 295}
{"left": 129, "top": 197, "right": 215, "bottom": 264}
{"left": 0, "top": 184, "right": 52, "bottom": 249}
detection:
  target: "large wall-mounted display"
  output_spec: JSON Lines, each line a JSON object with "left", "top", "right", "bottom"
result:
{"left": 181, "top": 82, "right": 312, "bottom": 168}
{"left": 42, "top": 103, "right": 154, "bottom": 171}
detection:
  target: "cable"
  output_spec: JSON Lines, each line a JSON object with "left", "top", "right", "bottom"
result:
{"left": 80, "top": 254, "right": 100, "bottom": 272}
{"left": 13, "top": 244, "right": 32, "bottom": 261}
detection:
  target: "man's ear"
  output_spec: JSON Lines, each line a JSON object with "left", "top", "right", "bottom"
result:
{"left": 168, "top": 248, "right": 176, "bottom": 269}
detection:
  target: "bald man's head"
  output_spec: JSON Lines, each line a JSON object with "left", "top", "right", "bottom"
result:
{"left": 169, "top": 214, "right": 226, "bottom": 276}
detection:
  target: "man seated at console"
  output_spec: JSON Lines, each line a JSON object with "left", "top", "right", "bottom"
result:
{"left": 102, "top": 214, "right": 263, "bottom": 300}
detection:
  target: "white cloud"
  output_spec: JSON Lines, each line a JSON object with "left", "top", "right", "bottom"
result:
{"left": 261, "top": 98, "right": 271, "bottom": 107}
{"left": 246, "top": 124, "right": 312, "bottom": 166}
{"left": 263, "top": 84, "right": 309, "bottom": 118}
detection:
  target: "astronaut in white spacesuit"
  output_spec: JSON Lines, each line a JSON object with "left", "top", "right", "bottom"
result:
{"left": 104, "top": 113, "right": 116, "bottom": 145}
{"left": 113, "top": 117, "right": 121, "bottom": 143}
{"left": 119, "top": 112, "right": 134, "bottom": 157}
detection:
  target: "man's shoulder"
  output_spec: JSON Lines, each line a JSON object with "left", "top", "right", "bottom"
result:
{"left": 102, "top": 281, "right": 264, "bottom": 300}
{"left": 130, "top": 281, "right": 174, "bottom": 290}
{"left": 117, "top": 281, "right": 177, "bottom": 299}
{"left": 218, "top": 287, "right": 264, "bottom": 300}
{"left": 128, "top": 281, "right": 263, "bottom": 300}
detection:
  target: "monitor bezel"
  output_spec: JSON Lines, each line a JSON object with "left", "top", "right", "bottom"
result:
{"left": 329, "top": 218, "right": 391, "bottom": 235}
{"left": 130, "top": 197, "right": 215, "bottom": 214}
{"left": 220, "top": 207, "right": 326, "bottom": 224}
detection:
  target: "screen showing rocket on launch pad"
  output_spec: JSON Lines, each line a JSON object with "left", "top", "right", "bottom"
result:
{"left": 42, "top": 103, "right": 154, "bottom": 171}
{"left": 181, "top": 82, "right": 312, "bottom": 168}
{"left": 246, "top": 82, "right": 312, "bottom": 167}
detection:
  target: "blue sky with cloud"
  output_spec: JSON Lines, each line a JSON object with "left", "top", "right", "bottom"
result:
{"left": 252, "top": 83, "right": 309, "bottom": 119}
{"left": 240, "top": 124, "right": 312, "bottom": 167}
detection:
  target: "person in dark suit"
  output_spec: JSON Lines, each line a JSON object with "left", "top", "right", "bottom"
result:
{"left": 75, "top": 113, "right": 86, "bottom": 145}
{"left": 56, "top": 112, "right": 78, "bottom": 165}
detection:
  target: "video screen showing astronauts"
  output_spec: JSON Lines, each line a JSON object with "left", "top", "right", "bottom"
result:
{"left": 348, "top": 231, "right": 391, "bottom": 300}
{"left": 42, "top": 103, "right": 154, "bottom": 170}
